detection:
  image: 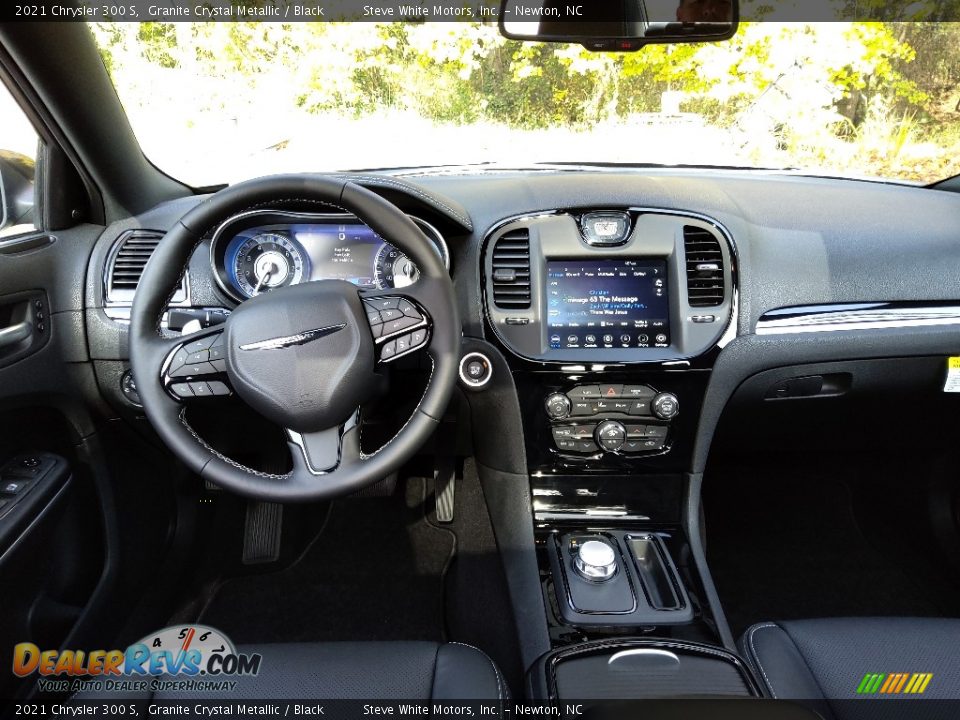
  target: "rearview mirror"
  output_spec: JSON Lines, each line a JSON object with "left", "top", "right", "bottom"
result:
{"left": 499, "top": 0, "right": 738, "bottom": 51}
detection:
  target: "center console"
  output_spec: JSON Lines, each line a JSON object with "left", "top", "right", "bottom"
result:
{"left": 480, "top": 207, "right": 752, "bottom": 703}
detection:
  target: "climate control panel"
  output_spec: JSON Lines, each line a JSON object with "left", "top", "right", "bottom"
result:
{"left": 544, "top": 383, "right": 677, "bottom": 456}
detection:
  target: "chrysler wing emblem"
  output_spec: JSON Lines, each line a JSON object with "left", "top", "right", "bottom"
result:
{"left": 240, "top": 323, "right": 347, "bottom": 351}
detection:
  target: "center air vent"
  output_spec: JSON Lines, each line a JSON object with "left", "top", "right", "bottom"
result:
{"left": 106, "top": 230, "right": 186, "bottom": 304}
{"left": 683, "top": 226, "right": 725, "bottom": 307}
{"left": 491, "top": 229, "right": 531, "bottom": 309}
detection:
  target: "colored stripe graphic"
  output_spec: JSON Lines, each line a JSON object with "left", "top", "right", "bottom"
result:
{"left": 857, "top": 673, "right": 932, "bottom": 694}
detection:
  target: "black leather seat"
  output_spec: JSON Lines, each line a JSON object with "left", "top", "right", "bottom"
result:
{"left": 79, "top": 642, "right": 507, "bottom": 701}
{"left": 740, "top": 618, "right": 960, "bottom": 716}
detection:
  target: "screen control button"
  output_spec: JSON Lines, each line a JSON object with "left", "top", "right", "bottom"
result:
{"left": 628, "top": 400, "right": 651, "bottom": 416}
{"left": 568, "top": 385, "right": 600, "bottom": 399}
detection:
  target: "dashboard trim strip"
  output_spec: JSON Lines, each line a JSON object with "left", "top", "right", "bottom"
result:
{"left": 756, "top": 305, "right": 960, "bottom": 335}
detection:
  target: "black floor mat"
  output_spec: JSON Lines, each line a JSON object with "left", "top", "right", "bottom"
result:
{"left": 199, "top": 477, "right": 455, "bottom": 643}
{"left": 704, "top": 457, "right": 960, "bottom": 639}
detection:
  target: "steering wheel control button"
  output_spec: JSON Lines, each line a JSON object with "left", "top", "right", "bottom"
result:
{"left": 185, "top": 337, "right": 215, "bottom": 354}
{"left": 595, "top": 420, "right": 627, "bottom": 451}
{"left": 120, "top": 370, "right": 142, "bottom": 406}
{"left": 170, "top": 383, "right": 194, "bottom": 398}
{"left": 398, "top": 299, "right": 420, "bottom": 318}
{"left": 186, "top": 350, "right": 210, "bottom": 364}
{"left": 574, "top": 539, "right": 619, "bottom": 581}
{"left": 381, "top": 340, "right": 397, "bottom": 360}
{"left": 367, "top": 297, "right": 400, "bottom": 311}
{"left": 170, "top": 361, "right": 216, "bottom": 378}
{"left": 652, "top": 392, "right": 680, "bottom": 420}
{"left": 207, "top": 381, "right": 231, "bottom": 396}
{"left": 190, "top": 382, "right": 213, "bottom": 397}
{"left": 459, "top": 352, "right": 493, "bottom": 389}
{"left": 410, "top": 329, "right": 427, "bottom": 347}
{"left": 545, "top": 392, "right": 572, "bottom": 419}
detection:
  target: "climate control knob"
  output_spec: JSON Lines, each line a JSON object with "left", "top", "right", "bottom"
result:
{"left": 652, "top": 392, "right": 680, "bottom": 420}
{"left": 595, "top": 420, "right": 626, "bottom": 451}
{"left": 545, "top": 393, "right": 572, "bottom": 419}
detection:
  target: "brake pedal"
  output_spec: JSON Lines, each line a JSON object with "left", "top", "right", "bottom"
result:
{"left": 242, "top": 501, "right": 283, "bottom": 564}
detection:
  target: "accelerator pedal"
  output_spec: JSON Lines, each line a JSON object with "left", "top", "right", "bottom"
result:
{"left": 434, "top": 455, "right": 456, "bottom": 523}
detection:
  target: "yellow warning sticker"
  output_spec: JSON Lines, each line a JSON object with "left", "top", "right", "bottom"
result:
{"left": 946, "top": 357, "right": 960, "bottom": 392}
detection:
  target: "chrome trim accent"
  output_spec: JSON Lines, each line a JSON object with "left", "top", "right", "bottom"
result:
{"left": 286, "top": 411, "right": 360, "bottom": 476}
{"left": 209, "top": 210, "right": 450, "bottom": 303}
{"left": 239, "top": 323, "right": 346, "bottom": 351}
{"left": 479, "top": 206, "right": 740, "bottom": 366}
{"left": 458, "top": 351, "right": 494, "bottom": 388}
{"left": 608, "top": 649, "right": 680, "bottom": 665}
{"left": 756, "top": 306, "right": 960, "bottom": 335}
{"left": 103, "top": 229, "right": 191, "bottom": 321}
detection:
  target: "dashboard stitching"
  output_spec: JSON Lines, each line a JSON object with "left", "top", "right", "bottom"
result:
{"left": 178, "top": 408, "right": 290, "bottom": 480}
{"left": 358, "top": 353, "right": 436, "bottom": 460}
{"left": 331, "top": 174, "right": 473, "bottom": 230}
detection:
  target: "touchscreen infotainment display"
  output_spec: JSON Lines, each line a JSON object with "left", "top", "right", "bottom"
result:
{"left": 546, "top": 259, "right": 669, "bottom": 349}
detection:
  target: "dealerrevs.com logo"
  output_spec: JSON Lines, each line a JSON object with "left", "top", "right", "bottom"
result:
{"left": 12, "top": 625, "right": 262, "bottom": 694}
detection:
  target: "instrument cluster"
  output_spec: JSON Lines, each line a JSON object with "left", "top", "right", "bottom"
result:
{"left": 210, "top": 211, "right": 449, "bottom": 302}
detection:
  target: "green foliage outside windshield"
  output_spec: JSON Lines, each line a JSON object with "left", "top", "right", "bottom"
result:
{"left": 90, "top": 22, "right": 960, "bottom": 184}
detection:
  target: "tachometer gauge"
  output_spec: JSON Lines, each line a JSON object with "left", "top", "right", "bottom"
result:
{"left": 232, "top": 232, "right": 308, "bottom": 298}
{"left": 374, "top": 243, "right": 420, "bottom": 289}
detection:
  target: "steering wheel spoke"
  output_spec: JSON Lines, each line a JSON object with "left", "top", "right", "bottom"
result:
{"left": 160, "top": 328, "right": 233, "bottom": 402}
{"left": 286, "top": 410, "right": 361, "bottom": 476}
{"left": 359, "top": 289, "right": 432, "bottom": 364}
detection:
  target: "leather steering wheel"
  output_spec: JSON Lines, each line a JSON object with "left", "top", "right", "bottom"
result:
{"left": 129, "top": 175, "right": 461, "bottom": 502}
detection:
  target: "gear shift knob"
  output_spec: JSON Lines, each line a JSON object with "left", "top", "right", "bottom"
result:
{"left": 574, "top": 539, "right": 618, "bottom": 581}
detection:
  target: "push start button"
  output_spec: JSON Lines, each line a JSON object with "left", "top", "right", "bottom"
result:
{"left": 459, "top": 352, "right": 493, "bottom": 389}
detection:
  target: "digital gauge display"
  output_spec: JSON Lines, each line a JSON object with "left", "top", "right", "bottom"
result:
{"left": 221, "top": 221, "right": 430, "bottom": 299}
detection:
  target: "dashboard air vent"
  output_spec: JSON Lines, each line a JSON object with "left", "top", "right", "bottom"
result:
{"left": 683, "top": 226, "right": 725, "bottom": 307}
{"left": 106, "top": 230, "right": 186, "bottom": 303}
{"left": 491, "top": 229, "right": 531, "bottom": 309}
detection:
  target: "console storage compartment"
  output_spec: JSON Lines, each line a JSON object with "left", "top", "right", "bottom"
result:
{"left": 530, "top": 638, "right": 760, "bottom": 700}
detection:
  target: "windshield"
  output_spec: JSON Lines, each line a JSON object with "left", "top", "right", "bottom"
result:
{"left": 90, "top": 21, "right": 960, "bottom": 186}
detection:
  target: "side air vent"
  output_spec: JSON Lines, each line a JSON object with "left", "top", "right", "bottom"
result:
{"left": 491, "top": 229, "right": 531, "bottom": 309}
{"left": 106, "top": 230, "right": 186, "bottom": 304}
{"left": 683, "top": 225, "right": 725, "bottom": 307}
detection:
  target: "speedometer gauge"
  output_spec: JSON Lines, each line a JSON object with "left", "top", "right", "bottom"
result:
{"left": 374, "top": 244, "right": 420, "bottom": 289}
{"left": 232, "top": 232, "right": 308, "bottom": 298}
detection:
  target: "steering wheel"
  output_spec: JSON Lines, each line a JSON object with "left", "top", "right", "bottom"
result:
{"left": 129, "top": 175, "right": 461, "bottom": 502}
